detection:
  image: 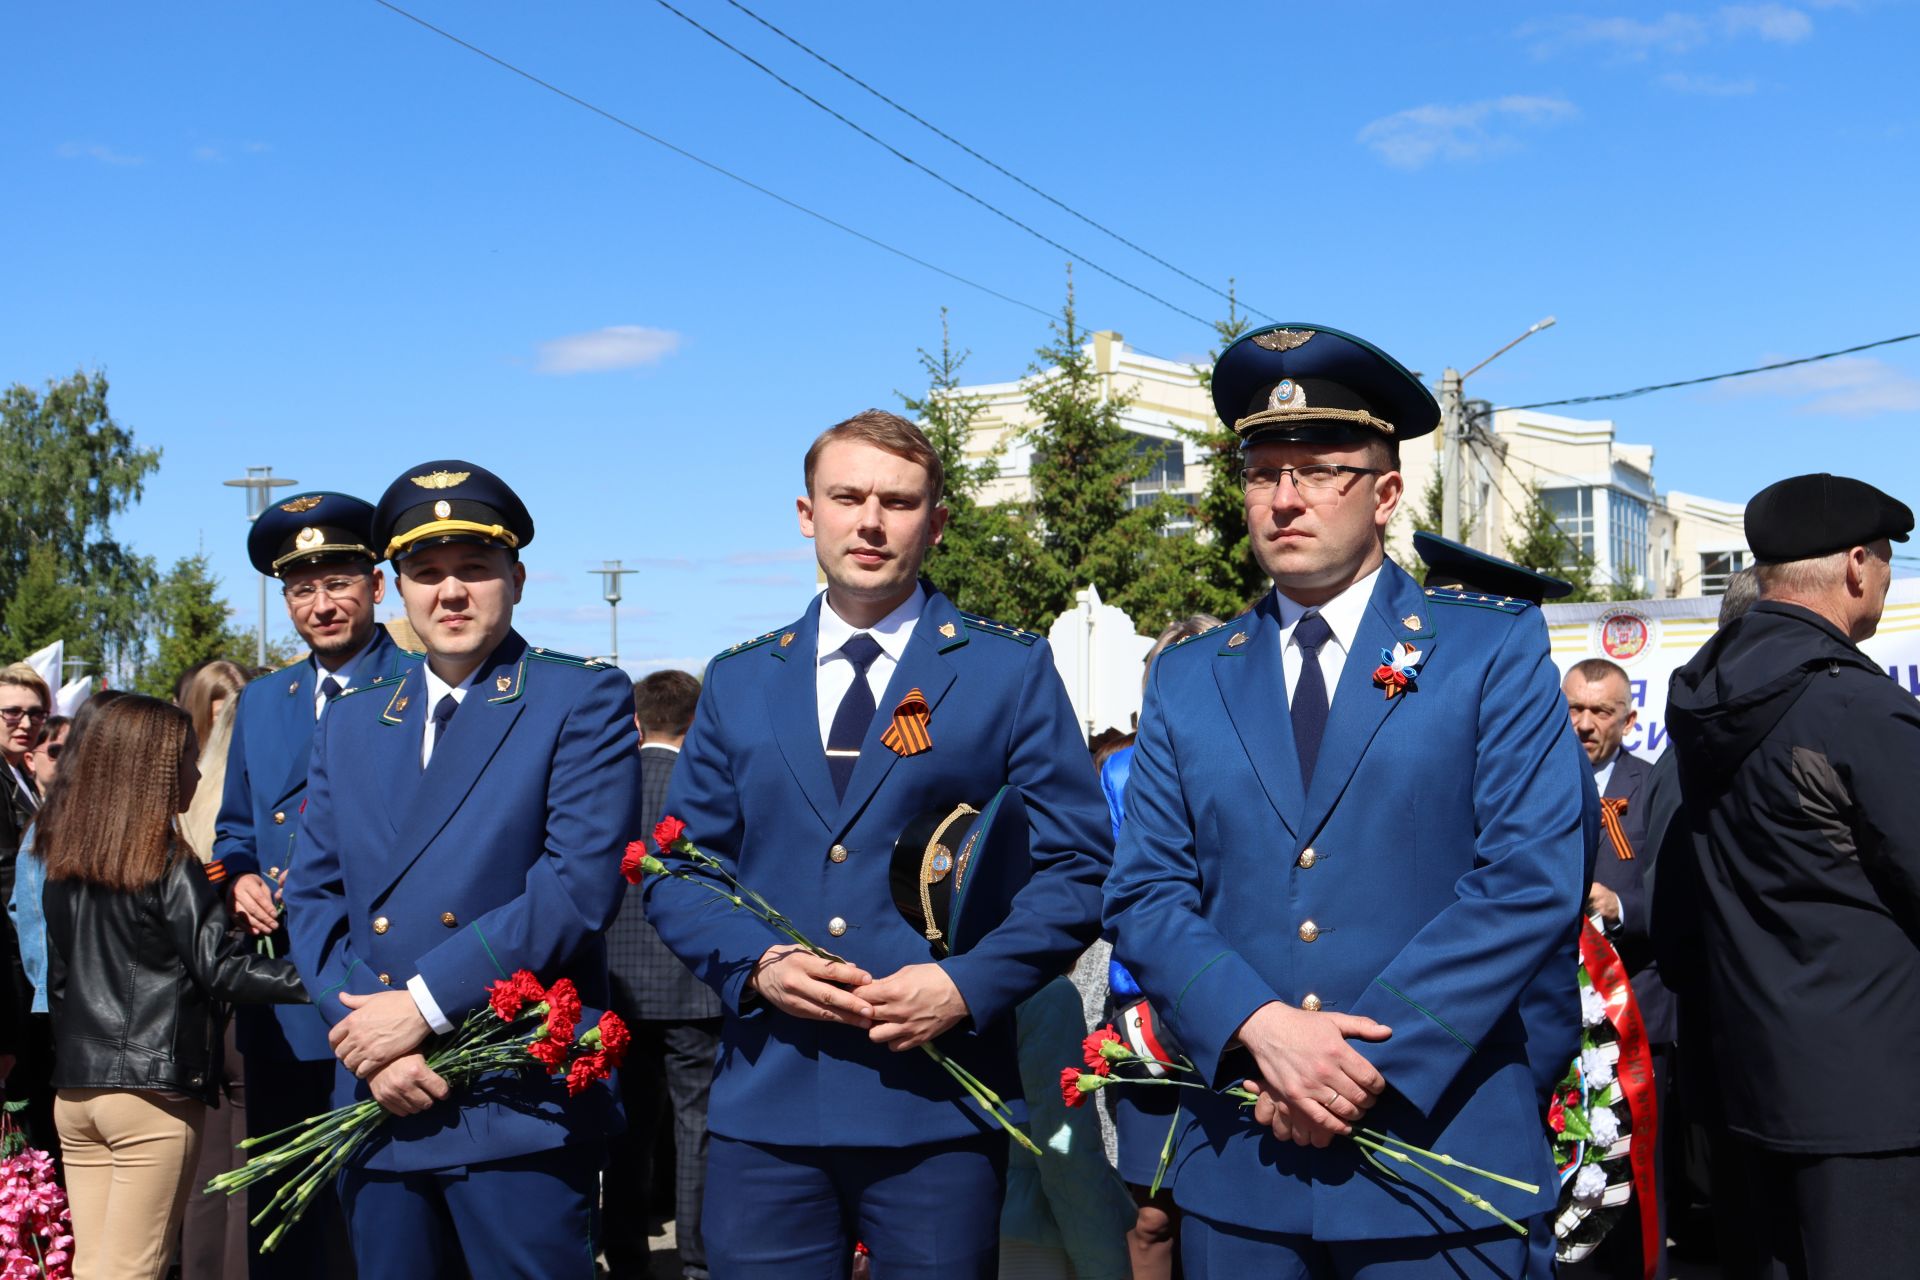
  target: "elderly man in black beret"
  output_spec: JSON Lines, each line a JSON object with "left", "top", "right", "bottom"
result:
{"left": 1664, "top": 472, "right": 1919, "bottom": 1280}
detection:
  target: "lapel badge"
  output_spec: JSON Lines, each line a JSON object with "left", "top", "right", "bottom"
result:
{"left": 938, "top": 621, "right": 956, "bottom": 639}
{"left": 780, "top": 632, "right": 795, "bottom": 648}
{"left": 287, "top": 680, "right": 299, "bottom": 695}
{"left": 1402, "top": 614, "right": 1422, "bottom": 631}
{"left": 395, "top": 696, "right": 409, "bottom": 713}
{"left": 1226, "top": 632, "right": 1248, "bottom": 648}
{"left": 495, "top": 674, "right": 512, "bottom": 693}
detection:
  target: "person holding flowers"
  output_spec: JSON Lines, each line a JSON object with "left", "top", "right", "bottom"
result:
{"left": 1102, "top": 326, "right": 1592, "bottom": 1279}
{"left": 641, "top": 410, "right": 1111, "bottom": 1279}
{"left": 283, "top": 460, "right": 640, "bottom": 1278}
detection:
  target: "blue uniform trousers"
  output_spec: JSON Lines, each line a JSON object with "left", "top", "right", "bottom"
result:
{"left": 337, "top": 1146, "right": 601, "bottom": 1280}
{"left": 702, "top": 1132, "right": 1005, "bottom": 1279}
{"left": 1182, "top": 1214, "right": 1528, "bottom": 1280}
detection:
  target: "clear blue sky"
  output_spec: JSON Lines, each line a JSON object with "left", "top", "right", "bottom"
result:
{"left": 5, "top": 1, "right": 1917, "bottom": 672}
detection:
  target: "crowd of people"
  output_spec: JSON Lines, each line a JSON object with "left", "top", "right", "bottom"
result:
{"left": 0, "top": 323, "right": 1911, "bottom": 1280}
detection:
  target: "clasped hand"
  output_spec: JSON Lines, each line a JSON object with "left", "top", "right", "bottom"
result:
{"left": 331, "top": 990, "right": 430, "bottom": 1080}
{"left": 1235, "top": 1000, "right": 1392, "bottom": 1148}
{"left": 751, "top": 947, "right": 970, "bottom": 1051}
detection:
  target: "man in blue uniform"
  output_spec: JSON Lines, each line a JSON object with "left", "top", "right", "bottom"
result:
{"left": 1104, "top": 327, "right": 1591, "bottom": 1278}
{"left": 285, "top": 461, "right": 639, "bottom": 1278}
{"left": 214, "top": 489, "right": 409, "bottom": 1276}
{"left": 642, "top": 409, "right": 1111, "bottom": 1279}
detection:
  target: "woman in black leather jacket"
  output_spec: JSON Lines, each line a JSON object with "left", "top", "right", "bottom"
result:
{"left": 40, "top": 693, "right": 306, "bottom": 1280}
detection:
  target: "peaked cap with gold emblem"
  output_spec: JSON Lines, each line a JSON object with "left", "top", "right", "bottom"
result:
{"left": 1211, "top": 323, "right": 1439, "bottom": 448}
{"left": 247, "top": 491, "right": 379, "bottom": 577}
{"left": 372, "top": 459, "right": 535, "bottom": 563}
{"left": 1412, "top": 531, "right": 1571, "bottom": 604}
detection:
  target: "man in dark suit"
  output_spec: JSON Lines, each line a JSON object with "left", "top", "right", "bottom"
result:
{"left": 1563, "top": 656, "right": 1674, "bottom": 1280}
{"left": 604, "top": 669, "right": 719, "bottom": 1280}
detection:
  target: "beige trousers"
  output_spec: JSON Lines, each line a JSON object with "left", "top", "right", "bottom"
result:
{"left": 56, "top": 1088, "right": 207, "bottom": 1280}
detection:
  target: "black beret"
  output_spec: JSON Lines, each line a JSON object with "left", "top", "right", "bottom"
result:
{"left": 1211, "top": 323, "right": 1439, "bottom": 447}
{"left": 246, "top": 492, "right": 378, "bottom": 578}
{"left": 372, "top": 460, "right": 535, "bottom": 564}
{"left": 1745, "top": 473, "right": 1913, "bottom": 561}
{"left": 1412, "top": 531, "right": 1572, "bottom": 604}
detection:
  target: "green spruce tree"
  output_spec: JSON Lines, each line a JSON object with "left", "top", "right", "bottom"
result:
{"left": 139, "top": 553, "right": 252, "bottom": 696}
{"left": 1181, "top": 284, "right": 1264, "bottom": 617}
{"left": 1, "top": 545, "right": 86, "bottom": 665}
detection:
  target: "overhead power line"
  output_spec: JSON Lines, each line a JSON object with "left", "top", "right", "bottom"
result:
{"left": 718, "top": 0, "right": 1267, "bottom": 322}
{"left": 1489, "top": 330, "right": 1920, "bottom": 416}
{"left": 369, "top": 0, "right": 1055, "bottom": 320}
{"left": 649, "top": 0, "right": 1214, "bottom": 327}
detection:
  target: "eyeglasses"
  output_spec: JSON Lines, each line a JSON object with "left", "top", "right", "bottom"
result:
{"left": 283, "top": 575, "right": 370, "bottom": 606}
{"left": 0, "top": 708, "right": 48, "bottom": 725}
{"left": 38, "top": 744, "right": 61, "bottom": 760}
{"left": 1240, "top": 463, "right": 1380, "bottom": 499}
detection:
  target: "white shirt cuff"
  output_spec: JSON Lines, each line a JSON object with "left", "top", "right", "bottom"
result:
{"left": 407, "top": 974, "right": 455, "bottom": 1035}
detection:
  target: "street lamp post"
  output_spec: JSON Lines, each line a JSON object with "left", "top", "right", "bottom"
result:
{"left": 590, "top": 561, "right": 639, "bottom": 664}
{"left": 223, "top": 466, "right": 298, "bottom": 667}
{"left": 1440, "top": 317, "right": 1557, "bottom": 546}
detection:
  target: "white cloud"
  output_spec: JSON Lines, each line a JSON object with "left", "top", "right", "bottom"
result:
{"left": 1659, "top": 71, "right": 1760, "bottom": 95}
{"left": 55, "top": 141, "right": 143, "bottom": 166}
{"left": 193, "top": 141, "right": 273, "bottom": 163}
{"left": 534, "top": 325, "right": 681, "bottom": 375}
{"left": 1522, "top": 6, "right": 1813, "bottom": 58}
{"left": 1357, "top": 96, "right": 1578, "bottom": 169}
{"left": 1722, "top": 355, "right": 1920, "bottom": 415}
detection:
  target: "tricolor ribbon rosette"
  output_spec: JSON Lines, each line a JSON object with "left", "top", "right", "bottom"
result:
{"left": 1372, "top": 641, "right": 1424, "bottom": 699}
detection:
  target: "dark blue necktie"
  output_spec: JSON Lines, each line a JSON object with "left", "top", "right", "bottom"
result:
{"left": 1292, "top": 612, "right": 1333, "bottom": 787}
{"left": 318, "top": 675, "right": 343, "bottom": 721}
{"left": 428, "top": 693, "right": 459, "bottom": 768}
{"left": 827, "top": 633, "right": 883, "bottom": 799}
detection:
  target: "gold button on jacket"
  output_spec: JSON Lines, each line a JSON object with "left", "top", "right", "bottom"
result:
{"left": 378, "top": 973, "right": 392, "bottom": 986}
{"left": 1301, "top": 993, "right": 1323, "bottom": 1012}
{"left": 273, "top": 812, "right": 286, "bottom": 825}
{"left": 372, "top": 916, "right": 390, "bottom": 935}
{"left": 828, "top": 844, "right": 849, "bottom": 864}
{"left": 441, "top": 912, "right": 458, "bottom": 927}
{"left": 827, "top": 917, "right": 848, "bottom": 937}
{"left": 1297, "top": 847, "right": 1317, "bottom": 868}
{"left": 1298, "top": 920, "right": 1320, "bottom": 943}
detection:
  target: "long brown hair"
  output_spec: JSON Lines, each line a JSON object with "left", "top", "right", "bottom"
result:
{"left": 39, "top": 695, "right": 194, "bottom": 892}
{"left": 179, "top": 659, "right": 249, "bottom": 747}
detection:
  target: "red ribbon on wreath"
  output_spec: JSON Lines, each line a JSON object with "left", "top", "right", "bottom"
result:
{"left": 1579, "top": 917, "right": 1660, "bottom": 1280}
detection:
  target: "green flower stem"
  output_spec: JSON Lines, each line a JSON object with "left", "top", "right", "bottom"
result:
{"left": 1359, "top": 1129, "right": 1539, "bottom": 1194}
{"left": 1149, "top": 1102, "right": 1182, "bottom": 1197}
{"left": 1352, "top": 1136, "right": 1527, "bottom": 1237}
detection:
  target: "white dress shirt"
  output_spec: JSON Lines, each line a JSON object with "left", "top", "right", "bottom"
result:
{"left": 1592, "top": 751, "right": 1617, "bottom": 796}
{"left": 408, "top": 661, "right": 480, "bottom": 1034}
{"left": 1272, "top": 564, "right": 1382, "bottom": 711}
{"left": 814, "top": 586, "right": 925, "bottom": 749}
{"left": 312, "top": 636, "right": 376, "bottom": 721}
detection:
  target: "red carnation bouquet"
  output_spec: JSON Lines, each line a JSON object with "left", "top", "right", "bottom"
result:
{"left": 1063, "top": 1025, "right": 1539, "bottom": 1235}
{"left": 629, "top": 816, "right": 1040, "bottom": 1155}
{"left": 209, "top": 970, "right": 629, "bottom": 1251}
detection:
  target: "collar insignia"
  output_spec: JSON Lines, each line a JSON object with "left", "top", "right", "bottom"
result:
{"left": 395, "top": 696, "right": 409, "bottom": 712}
{"left": 410, "top": 470, "right": 470, "bottom": 490}
{"left": 495, "top": 674, "right": 512, "bottom": 693}
{"left": 938, "top": 622, "right": 956, "bottom": 639}
{"left": 780, "top": 632, "right": 795, "bottom": 648}
{"left": 1402, "top": 614, "right": 1423, "bottom": 631}
{"left": 1226, "top": 631, "right": 1248, "bottom": 648}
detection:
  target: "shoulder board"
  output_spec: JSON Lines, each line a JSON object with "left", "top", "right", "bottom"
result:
{"left": 957, "top": 611, "right": 1038, "bottom": 646}
{"left": 712, "top": 629, "right": 785, "bottom": 663}
{"left": 527, "top": 646, "right": 613, "bottom": 670}
{"left": 1165, "top": 621, "right": 1232, "bottom": 653}
{"left": 1422, "top": 587, "right": 1535, "bottom": 616}
{"left": 335, "top": 671, "right": 407, "bottom": 700}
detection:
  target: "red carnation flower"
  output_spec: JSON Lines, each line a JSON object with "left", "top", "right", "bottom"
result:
{"left": 1060, "top": 1066, "right": 1087, "bottom": 1108}
{"left": 565, "top": 1050, "right": 608, "bottom": 1097}
{"left": 1082, "top": 1027, "right": 1122, "bottom": 1076}
{"left": 546, "top": 979, "right": 582, "bottom": 1026}
{"left": 596, "top": 1012, "right": 632, "bottom": 1070}
{"left": 653, "top": 815, "right": 688, "bottom": 855}
{"left": 509, "top": 970, "right": 546, "bottom": 1005}
{"left": 528, "top": 1034, "right": 570, "bottom": 1072}
{"left": 488, "top": 978, "right": 525, "bottom": 1022}
{"left": 622, "top": 841, "right": 649, "bottom": 885}
{"left": 1548, "top": 1094, "right": 1567, "bottom": 1134}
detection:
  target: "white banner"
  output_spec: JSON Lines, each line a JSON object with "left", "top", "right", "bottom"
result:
{"left": 1543, "top": 578, "right": 1920, "bottom": 762}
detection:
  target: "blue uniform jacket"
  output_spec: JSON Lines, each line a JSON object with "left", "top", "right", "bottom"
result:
{"left": 1104, "top": 560, "right": 1592, "bottom": 1240}
{"left": 285, "top": 631, "right": 640, "bottom": 1173}
{"left": 643, "top": 588, "right": 1112, "bottom": 1149}
{"left": 214, "top": 627, "right": 410, "bottom": 1061}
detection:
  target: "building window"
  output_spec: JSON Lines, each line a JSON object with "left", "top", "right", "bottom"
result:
{"left": 1541, "top": 487, "right": 1595, "bottom": 558}
{"left": 1611, "top": 492, "right": 1650, "bottom": 586}
{"left": 1700, "top": 550, "right": 1750, "bottom": 596}
{"left": 1128, "top": 434, "right": 1195, "bottom": 533}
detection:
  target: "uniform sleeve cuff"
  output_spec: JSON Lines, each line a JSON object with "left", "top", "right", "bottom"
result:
{"left": 407, "top": 974, "right": 455, "bottom": 1035}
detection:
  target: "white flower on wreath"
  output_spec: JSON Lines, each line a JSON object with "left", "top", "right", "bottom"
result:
{"left": 1573, "top": 1163, "right": 1609, "bottom": 1203}
{"left": 1581, "top": 1047, "right": 1616, "bottom": 1089}
{"left": 1589, "top": 1107, "right": 1621, "bottom": 1146}
{"left": 1581, "top": 986, "right": 1609, "bottom": 1028}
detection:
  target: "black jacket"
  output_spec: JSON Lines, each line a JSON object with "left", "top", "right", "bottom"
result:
{"left": 1662, "top": 600, "right": 1920, "bottom": 1153}
{"left": 45, "top": 847, "right": 307, "bottom": 1105}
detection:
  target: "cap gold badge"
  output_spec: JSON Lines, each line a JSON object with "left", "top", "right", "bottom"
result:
{"left": 1266, "top": 379, "right": 1307, "bottom": 411}
{"left": 295, "top": 527, "right": 323, "bottom": 549}
{"left": 410, "top": 470, "right": 471, "bottom": 490}
{"left": 280, "top": 495, "right": 323, "bottom": 514}
{"left": 1252, "top": 329, "right": 1316, "bottom": 353}
{"left": 433, "top": 499, "right": 452, "bottom": 518}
